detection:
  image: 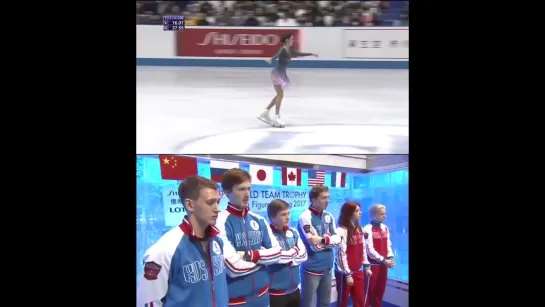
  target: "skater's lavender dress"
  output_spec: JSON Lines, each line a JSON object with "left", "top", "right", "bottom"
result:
{"left": 270, "top": 47, "right": 312, "bottom": 89}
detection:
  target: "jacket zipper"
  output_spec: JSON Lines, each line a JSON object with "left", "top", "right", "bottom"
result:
{"left": 198, "top": 240, "right": 216, "bottom": 307}
{"left": 242, "top": 218, "right": 256, "bottom": 296}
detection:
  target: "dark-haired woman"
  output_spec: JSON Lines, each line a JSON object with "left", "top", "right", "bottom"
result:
{"left": 258, "top": 33, "right": 318, "bottom": 128}
{"left": 335, "top": 201, "right": 373, "bottom": 307}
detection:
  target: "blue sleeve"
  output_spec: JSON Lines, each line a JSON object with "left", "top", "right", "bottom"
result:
{"left": 217, "top": 215, "right": 262, "bottom": 278}
{"left": 330, "top": 219, "right": 337, "bottom": 235}
{"left": 324, "top": 214, "right": 341, "bottom": 246}
{"left": 250, "top": 217, "right": 281, "bottom": 265}
{"left": 224, "top": 220, "right": 236, "bottom": 248}
{"left": 261, "top": 219, "right": 273, "bottom": 248}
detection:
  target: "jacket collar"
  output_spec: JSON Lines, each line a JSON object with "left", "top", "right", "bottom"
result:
{"left": 309, "top": 205, "right": 323, "bottom": 216}
{"left": 269, "top": 222, "right": 290, "bottom": 232}
{"left": 226, "top": 203, "right": 250, "bottom": 217}
{"left": 179, "top": 216, "right": 220, "bottom": 239}
{"left": 370, "top": 220, "right": 382, "bottom": 227}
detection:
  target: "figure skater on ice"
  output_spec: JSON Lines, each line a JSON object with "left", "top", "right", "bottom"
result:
{"left": 258, "top": 33, "right": 318, "bottom": 128}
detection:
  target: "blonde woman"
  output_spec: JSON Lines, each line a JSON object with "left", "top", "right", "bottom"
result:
{"left": 362, "top": 204, "right": 395, "bottom": 307}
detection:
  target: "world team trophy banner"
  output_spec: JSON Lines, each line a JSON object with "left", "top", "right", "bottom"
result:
{"left": 162, "top": 184, "right": 352, "bottom": 227}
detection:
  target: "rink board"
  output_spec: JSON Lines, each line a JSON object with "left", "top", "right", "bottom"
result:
{"left": 136, "top": 25, "right": 408, "bottom": 69}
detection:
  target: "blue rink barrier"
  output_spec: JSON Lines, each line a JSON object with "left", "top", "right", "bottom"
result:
{"left": 136, "top": 58, "right": 408, "bottom": 69}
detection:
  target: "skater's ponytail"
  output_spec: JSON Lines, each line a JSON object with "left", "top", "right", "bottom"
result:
{"left": 280, "top": 33, "right": 294, "bottom": 43}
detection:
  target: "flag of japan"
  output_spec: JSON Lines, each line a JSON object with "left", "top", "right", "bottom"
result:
{"left": 249, "top": 164, "right": 274, "bottom": 186}
{"left": 282, "top": 167, "right": 302, "bottom": 186}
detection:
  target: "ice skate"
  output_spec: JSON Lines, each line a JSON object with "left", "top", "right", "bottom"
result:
{"left": 272, "top": 114, "right": 285, "bottom": 128}
{"left": 257, "top": 109, "right": 273, "bottom": 124}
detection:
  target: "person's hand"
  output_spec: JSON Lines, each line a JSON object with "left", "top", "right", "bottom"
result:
{"left": 365, "top": 269, "right": 373, "bottom": 277}
{"left": 265, "top": 59, "right": 272, "bottom": 64}
{"left": 385, "top": 259, "right": 395, "bottom": 268}
{"left": 309, "top": 235, "right": 322, "bottom": 245}
{"left": 346, "top": 275, "right": 354, "bottom": 286}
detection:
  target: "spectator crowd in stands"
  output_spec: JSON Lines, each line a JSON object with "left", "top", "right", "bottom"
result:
{"left": 136, "top": 1, "right": 409, "bottom": 27}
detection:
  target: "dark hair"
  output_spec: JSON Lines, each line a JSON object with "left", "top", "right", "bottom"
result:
{"left": 267, "top": 199, "right": 290, "bottom": 220}
{"left": 178, "top": 176, "right": 218, "bottom": 207}
{"left": 309, "top": 185, "right": 329, "bottom": 203}
{"left": 338, "top": 201, "right": 362, "bottom": 239}
{"left": 221, "top": 168, "right": 251, "bottom": 192}
{"left": 280, "top": 33, "right": 294, "bottom": 43}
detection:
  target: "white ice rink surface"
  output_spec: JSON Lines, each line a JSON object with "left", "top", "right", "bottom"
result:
{"left": 137, "top": 67, "right": 408, "bottom": 154}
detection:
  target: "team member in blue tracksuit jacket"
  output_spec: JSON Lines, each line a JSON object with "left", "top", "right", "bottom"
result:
{"left": 137, "top": 176, "right": 231, "bottom": 307}
{"left": 216, "top": 168, "right": 282, "bottom": 307}
{"left": 266, "top": 199, "right": 308, "bottom": 307}
{"left": 297, "top": 185, "right": 342, "bottom": 307}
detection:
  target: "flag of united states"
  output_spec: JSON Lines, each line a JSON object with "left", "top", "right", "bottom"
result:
{"left": 308, "top": 170, "right": 325, "bottom": 186}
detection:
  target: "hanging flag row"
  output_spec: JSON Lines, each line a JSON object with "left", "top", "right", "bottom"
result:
{"left": 158, "top": 155, "right": 348, "bottom": 188}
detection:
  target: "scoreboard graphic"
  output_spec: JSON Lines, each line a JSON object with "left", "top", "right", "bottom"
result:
{"left": 163, "top": 16, "right": 185, "bottom": 31}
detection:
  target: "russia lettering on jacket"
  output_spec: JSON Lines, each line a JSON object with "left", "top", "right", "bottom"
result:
{"left": 268, "top": 223, "right": 308, "bottom": 296}
{"left": 216, "top": 204, "right": 282, "bottom": 306}
{"left": 297, "top": 206, "right": 342, "bottom": 275}
{"left": 136, "top": 218, "right": 229, "bottom": 307}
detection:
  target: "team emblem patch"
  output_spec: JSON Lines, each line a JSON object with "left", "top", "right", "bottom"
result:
{"left": 250, "top": 220, "right": 260, "bottom": 230}
{"left": 324, "top": 215, "right": 331, "bottom": 223}
{"left": 286, "top": 230, "right": 294, "bottom": 238}
{"left": 303, "top": 225, "right": 311, "bottom": 233}
{"left": 363, "top": 233, "right": 369, "bottom": 239}
{"left": 212, "top": 241, "right": 221, "bottom": 255}
{"left": 144, "top": 261, "right": 161, "bottom": 280}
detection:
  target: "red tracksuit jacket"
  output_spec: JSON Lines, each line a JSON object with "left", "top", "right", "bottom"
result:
{"left": 362, "top": 221, "right": 393, "bottom": 264}
{"left": 335, "top": 226, "right": 370, "bottom": 275}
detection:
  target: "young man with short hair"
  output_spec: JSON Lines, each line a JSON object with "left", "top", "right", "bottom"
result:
{"left": 297, "top": 185, "right": 342, "bottom": 307}
{"left": 266, "top": 199, "right": 308, "bottom": 307}
{"left": 362, "top": 204, "right": 395, "bottom": 307}
{"left": 137, "top": 176, "right": 230, "bottom": 307}
{"left": 216, "top": 168, "right": 283, "bottom": 307}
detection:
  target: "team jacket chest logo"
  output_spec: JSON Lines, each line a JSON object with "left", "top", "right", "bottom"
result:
{"left": 212, "top": 241, "right": 221, "bottom": 255}
{"left": 315, "top": 214, "right": 331, "bottom": 235}
{"left": 278, "top": 230, "right": 295, "bottom": 250}
{"left": 182, "top": 242, "right": 225, "bottom": 284}
{"left": 349, "top": 230, "right": 363, "bottom": 244}
{"left": 234, "top": 219, "right": 263, "bottom": 248}
{"left": 250, "top": 220, "right": 259, "bottom": 231}
{"left": 324, "top": 215, "right": 331, "bottom": 234}
{"left": 372, "top": 229, "right": 386, "bottom": 239}
{"left": 285, "top": 230, "right": 294, "bottom": 238}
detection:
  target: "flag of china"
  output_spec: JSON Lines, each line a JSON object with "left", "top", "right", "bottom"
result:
{"left": 158, "top": 155, "right": 198, "bottom": 180}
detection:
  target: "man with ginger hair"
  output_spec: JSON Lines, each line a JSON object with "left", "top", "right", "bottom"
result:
{"left": 216, "top": 168, "right": 283, "bottom": 307}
